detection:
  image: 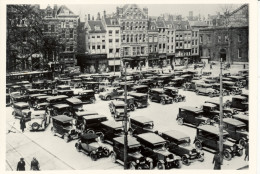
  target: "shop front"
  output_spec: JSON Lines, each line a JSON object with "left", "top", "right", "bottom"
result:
{"left": 76, "top": 54, "right": 107, "bottom": 74}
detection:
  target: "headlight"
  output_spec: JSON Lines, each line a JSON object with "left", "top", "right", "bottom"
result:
{"left": 136, "top": 160, "right": 139, "bottom": 163}
{"left": 189, "top": 151, "right": 193, "bottom": 155}
{"left": 230, "top": 146, "right": 234, "bottom": 151}
{"left": 166, "top": 157, "right": 170, "bottom": 161}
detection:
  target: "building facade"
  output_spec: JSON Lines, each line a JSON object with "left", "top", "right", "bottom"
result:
{"left": 116, "top": 4, "right": 149, "bottom": 69}
{"left": 147, "top": 20, "right": 159, "bottom": 67}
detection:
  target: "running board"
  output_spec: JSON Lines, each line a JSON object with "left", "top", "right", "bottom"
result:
{"left": 202, "top": 147, "right": 217, "bottom": 153}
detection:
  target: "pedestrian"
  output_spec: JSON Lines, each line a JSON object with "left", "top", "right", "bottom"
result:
{"left": 194, "top": 64, "right": 197, "bottom": 70}
{"left": 243, "top": 64, "right": 246, "bottom": 69}
{"left": 17, "top": 158, "right": 25, "bottom": 171}
{"left": 212, "top": 153, "right": 221, "bottom": 170}
{"left": 31, "top": 157, "right": 40, "bottom": 171}
{"left": 20, "top": 116, "right": 26, "bottom": 133}
{"left": 210, "top": 63, "right": 213, "bottom": 69}
{"left": 244, "top": 142, "right": 249, "bottom": 161}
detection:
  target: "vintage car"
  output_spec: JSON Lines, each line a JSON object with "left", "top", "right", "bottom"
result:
{"left": 51, "top": 115, "right": 80, "bottom": 142}
{"left": 201, "top": 103, "right": 221, "bottom": 122}
{"left": 204, "top": 99, "right": 237, "bottom": 116}
{"left": 51, "top": 104, "right": 72, "bottom": 117}
{"left": 183, "top": 80, "right": 202, "bottom": 91}
{"left": 137, "top": 79, "right": 157, "bottom": 88}
{"left": 130, "top": 116, "right": 157, "bottom": 135}
{"left": 74, "top": 111, "right": 99, "bottom": 129}
{"left": 160, "top": 130, "right": 204, "bottom": 165}
{"left": 127, "top": 92, "right": 148, "bottom": 108}
{"left": 163, "top": 87, "right": 186, "bottom": 102}
{"left": 70, "top": 78, "right": 83, "bottom": 88}
{"left": 99, "top": 81, "right": 112, "bottom": 92}
{"left": 115, "top": 96, "right": 136, "bottom": 111}
{"left": 79, "top": 114, "right": 108, "bottom": 134}
{"left": 99, "top": 120, "right": 124, "bottom": 144}
{"left": 180, "top": 74, "right": 193, "bottom": 82}
{"left": 176, "top": 106, "right": 211, "bottom": 127}
{"left": 32, "top": 81, "right": 45, "bottom": 89}
{"left": 117, "top": 81, "right": 135, "bottom": 91}
{"left": 136, "top": 133, "right": 182, "bottom": 169}
{"left": 9, "top": 85, "right": 22, "bottom": 93}
{"left": 82, "top": 81, "right": 99, "bottom": 93}
{"left": 194, "top": 125, "right": 243, "bottom": 161}
{"left": 28, "top": 94, "right": 47, "bottom": 108}
{"left": 56, "top": 85, "right": 74, "bottom": 97}
{"left": 223, "top": 118, "right": 248, "bottom": 147}
{"left": 57, "top": 79, "right": 71, "bottom": 86}
{"left": 28, "top": 110, "right": 49, "bottom": 131}
{"left": 109, "top": 101, "right": 128, "bottom": 121}
{"left": 211, "top": 83, "right": 229, "bottom": 96}
{"left": 111, "top": 136, "right": 153, "bottom": 169}
{"left": 46, "top": 95, "right": 68, "bottom": 109}
{"left": 99, "top": 87, "right": 124, "bottom": 101}
{"left": 74, "top": 90, "right": 96, "bottom": 104}
{"left": 149, "top": 88, "right": 173, "bottom": 105}
{"left": 75, "top": 133, "right": 110, "bottom": 161}
{"left": 10, "top": 93, "right": 29, "bottom": 105}
{"left": 195, "top": 83, "right": 219, "bottom": 97}
{"left": 66, "top": 98, "right": 84, "bottom": 115}
{"left": 155, "top": 75, "right": 172, "bottom": 87}
{"left": 131, "top": 85, "right": 149, "bottom": 93}
{"left": 12, "top": 102, "right": 31, "bottom": 121}
{"left": 231, "top": 96, "right": 248, "bottom": 112}
{"left": 24, "top": 89, "right": 40, "bottom": 95}
{"left": 227, "top": 76, "right": 245, "bottom": 88}
{"left": 166, "top": 78, "right": 185, "bottom": 88}
{"left": 233, "top": 113, "right": 248, "bottom": 130}
{"left": 34, "top": 95, "right": 51, "bottom": 110}
{"left": 222, "top": 81, "right": 242, "bottom": 95}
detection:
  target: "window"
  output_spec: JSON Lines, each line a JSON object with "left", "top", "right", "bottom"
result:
{"left": 176, "top": 42, "right": 179, "bottom": 47}
{"left": 44, "top": 24, "right": 48, "bottom": 32}
{"left": 51, "top": 25, "right": 55, "bottom": 32}
{"left": 61, "top": 22, "right": 65, "bottom": 28}
{"left": 192, "top": 40, "right": 194, "bottom": 46}
{"left": 109, "top": 49, "right": 113, "bottom": 53}
{"left": 116, "top": 48, "right": 120, "bottom": 53}
{"left": 238, "top": 48, "right": 242, "bottom": 58}
{"left": 92, "top": 45, "right": 95, "bottom": 50}
{"left": 225, "top": 35, "right": 229, "bottom": 42}
{"left": 180, "top": 42, "right": 183, "bottom": 47}
{"left": 109, "top": 30, "right": 113, "bottom": 36}
{"left": 218, "top": 36, "right": 221, "bottom": 42}
{"left": 207, "top": 34, "right": 211, "bottom": 41}
{"left": 97, "top": 36, "right": 100, "bottom": 38}
{"left": 102, "top": 45, "right": 105, "bottom": 49}
{"left": 238, "top": 34, "right": 242, "bottom": 42}
{"left": 115, "top": 30, "right": 119, "bottom": 35}
{"left": 133, "top": 47, "right": 136, "bottom": 55}
{"left": 149, "top": 36, "right": 152, "bottom": 42}
{"left": 102, "top": 40, "right": 105, "bottom": 43}
{"left": 70, "top": 45, "right": 73, "bottom": 51}
{"left": 92, "top": 36, "right": 95, "bottom": 39}
{"left": 149, "top": 45, "right": 152, "bottom": 53}
{"left": 70, "top": 29, "right": 73, "bottom": 38}
{"left": 200, "top": 36, "right": 203, "bottom": 43}
{"left": 154, "top": 36, "right": 158, "bottom": 42}
{"left": 97, "top": 45, "right": 100, "bottom": 49}
{"left": 115, "top": 39, "right": 119, "bottom": 43}
{"left": 109, "top": 39, "right": 113, "bottom": 43}
{"left": 141, "top": 47, "right": 145, "bottom": 54}
{"left": 69, "top": 22, "right": 73, "bottom": 28}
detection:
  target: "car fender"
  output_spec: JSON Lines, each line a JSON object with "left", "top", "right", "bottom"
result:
{"left": 146, "top": 157, "right": 153, "bottom": 163}
{"left": 174, "top": 155, "right": 182, "bottom": 161}
{"left": 182, "top": 154, "right": 190, "bottom": 159}
{"left": 158, "top": 160, "right": 165, "bottom": 164}
{"left": 224, "top": 148, "right": 232, "bottom": 153}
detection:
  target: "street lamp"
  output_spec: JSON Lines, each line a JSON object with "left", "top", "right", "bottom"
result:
{"left": 219, "top": 58, "right": 224, "bottom": 169}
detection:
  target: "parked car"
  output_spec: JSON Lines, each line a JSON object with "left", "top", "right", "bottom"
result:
{"left": 163, "top": 87, "right": 186, "bottom": 102}
{"left": 99, "top": 81, "right": 112, "bottom": 92}
{"left": 231, "top": 96, "right": 248, "bottom": 112}
{"left": 75, "top": 133, "right": 110, "bottom": 161}
{"left": 50, "top": 104, "right": 72, "bottom": 117}
{"left": 183, "top": 80, "right": 202, "bottom": 91}
{"left": 82, "top": 81, "right": 99, "bottom": 93}
{"left": 109, "top": 101, "right": 128, "bottom": 121}
{"left": 28, "top": 94, "right": 47, "bottom": 108}
{"left": 160, "top": 130, "right": 204, "bottom": 165}
{"left": 99, "top": 87, "right": 124, "bottom": 100}
{"left": 149, "top": 88, "right": 173, "bottom": 105}
{"left": 28, "top": 110, "right": 49, "bottom": 131}
{"left": 115, "top": 96, "right": 136, "bottom": 111}
{"left": 130, "top": 116, "right": 157, "bottom": 135}
{"left": 99, "top": 120, "right": 124, "bottom": 144}
{"left": 136, "top": 133, "right": 182, "bottom": 169}
{"left": 80, "top": 114, "right": 108, "bottom": 135}
{"left": 195, "top": 83, "right": 219, "bottom": 97}
{"left": 70, "top": 78, "right": 83, "bottom": 88}
{"left": 74, "top": 111, "right": 99, "bottom": 130}
{"left": 223, "top": 118, "right": 248, "bottom": 147}
{"left": 56, "top": 85, "right": 74, "bottom": 97}
{"left": 34, "top": 95, "right": 51, "bottom": 110}
{"left": 111, "top": 136, "right": 153, "bottom": 169}
{"left": 51, "top": 115, "right": 80, "bottom": 142}
{"left": 176, "top": 106, "right": 211, "bottom": 127}
{"left": 193, "top": 125, "right": 243, "bottom": 161}
{"left": 232, "top": 113, "right": 248, "bottom": 130}
{"left": 128, "top": 92, "right": 149, "bottom": 108}
{"left": 10, "top": 93, "right": 29, "bottom": 105}
{"left": 74, "top": 90, "right": 96, "bottom": 104}
{"left": 131, "top": 85, "right": 149, "bottom": 93}
{"left": 204, "top": 99, "right": 237, "bottom": 116}
{"left": 12, "top": 102, "right": 31, "bottom": 121}
{"left": 222, "top": 81, "right": 242, "bottom": 95}
{"left": 166, "top": 78, "right": 185, "bottom": 88}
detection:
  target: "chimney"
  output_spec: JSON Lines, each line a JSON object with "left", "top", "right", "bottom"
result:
{"left": 103, "top": 10, "right": 106, "bottom": 18}
{"left": 92, "top": 16, "right": 94, "bottom": 21}
{"left": 97, "top": 12, "right": 101, "bottom": 20}
{"left": 88, "top": 14, "right": 90, "bottom": 21}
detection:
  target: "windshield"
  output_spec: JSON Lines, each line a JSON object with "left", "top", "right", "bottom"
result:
{"left": 154, "top": 143, "right": 166, "bottom": 150}
{"left": 128, "top": 147, "right": 141, "bottom": 154}
{"left": 237, "top": 126, "right": 247, "bottom": 132}
{"left": 143, "top": 122, "right": 154, "bottom": 129}
{"left": 62, "top": 121, "right": 73, "bottom": 127}
{"left": 136, "top": 96, "right": 147, "bottom": 101}
{"left": 116, "top": 106, "right": 125, "bottom": 109}
{"left": 21, "top": 106, "right": 29, "bottom": 110}
{"left": 178, "top": 138, "right": 191, "bottom": 146}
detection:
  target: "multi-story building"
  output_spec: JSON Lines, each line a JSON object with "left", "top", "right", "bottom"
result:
{"left": 165, "top": 20, "right": 175, "bottom": 67}
{"left": 42, "top": 5, "right": 79, "bottom": 69}
{"left": 116, "top": 4, "right": 149, "bottom": 69}
{"left": 156, "top": 18, "right": 168, "bottom": 67}
{"left": 102, "top": 12, "right": 121, "bottom": 72}
{"left": 147, "top": 20, "right": 159, "bottom": 67}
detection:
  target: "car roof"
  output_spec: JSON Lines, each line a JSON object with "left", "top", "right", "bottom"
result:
{"left": 31, "top": 110, "right": 46, "bottom": 116}
{"left": 132, "top": 85, "right": 148, "bottom": 89}
{"left": 180, "top": 106, "right": 203, "bottom": 113}
{"left": 114, "top": 136, "right": 140, "bottom": 147}
{"left": 75, "top": 111, "right": 98, "bottom": 117}
{"left": 233, "top": 114, "right": 249, "bottom": 121}
{"left": 197, "top": 125, "right": 228, "bottom": 135}
{"left": 80, "top": 133, "right": 98, "bottom": 140}
{"left": 47, "top": 95, "right": 68, "bottom": 101}
{"left": 112, "top": 100, "right": 125, "bottom": 106}
{"left": 137, "top": 133, "right": 167, "bottom": 144}
{"left": 223, "top": 118, "right": 246, "bottom": 127}
{"left": 229, "top": 76, "right": 244, "bottom": 79}
{"left": 83, "top": 114, "right": 107, "bottom": 120}
{"left": 115, "top": 96, "right": 134, "bottom": 100}
{"left": 14, "top": 102, "right": 29, "bottom": 107}
{"left": 53, "top": 104, "right": 70, "bottom": 108}
{"left": 196, "top": 83, "right": 212, "bottom": 87}
{"left": 222, "top": 81, "right": 235, "bottom": 84}
{"left": 232, "top": 95, "right": 247, "bottom": 100}
{"left": 162, "top": 130, "right": 190, "bottom": 140}
{"left": 131, "top": 116, "right": 153, "bottom": 124}
{"left": 57, "top": 85, "right": 70, "bottom": 88}
{"left": 128, "top": 92, "right": 147, "bottom": 97}
{"left": 52, "top": 115, "right": 73, "bottom": 122}
{"left": 30, "top": 94, "right": 46, "bottom": 97}
{"left": 164, "top": 87, "right": 178, "bottom": 90}
{"left": 203, "top": 103, "right": 217, "bottom": 108}
{"left": 150, "top": 88, "right": 164, "bottom": 92}
{"left": 66, "top": 98, "right": 82, "bottom": 105}
{"left": 101, "top": 120, "right": 123, "bottom": 129}
{"left": 36, "top": 95, "right": 52, "bottom": 99}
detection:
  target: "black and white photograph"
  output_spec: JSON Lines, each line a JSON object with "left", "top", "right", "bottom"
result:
{"left": 2, "top": 0, "right": 258, "bottom": 172}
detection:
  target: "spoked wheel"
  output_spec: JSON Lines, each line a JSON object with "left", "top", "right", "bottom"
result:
{"left": 223, "top": 150, "right": 232, "bottom": 161}
{"left": 110, "top": 152, "right": 116, "bottom": 163}
{"left": 157, "top": 161, "right": 165, "bottom": 170}
{"left": 87, "top": 129, "right": 95, "bottom": 134}
{"left": 194, "top": 141, "right": 202, "bottom": 150}
{"left": 182, "top": 156, "right": 190, "bottom": 166}
{"left": 177, "top": 118, "right": 184, "bottom": 125}
{"left": 129, "top": 162, "right": 136, "bottom": 170}
{"left": 31, "top": 122, "right": 40, "bottom": 131}
{"left": 90, "top": 152, "right": 98, "bottom": 161}
{"left": 160, "top": 100, "right": 166, "bottom": 105}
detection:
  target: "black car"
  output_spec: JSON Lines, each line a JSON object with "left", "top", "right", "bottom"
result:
{"left": 131, "top": 85, "right": 149, "bottom": 93}
{"left": 34, "top": 95, "right": 51, "bottom": 110}
{"left": 111, "top": 136, "right": 153, "bottom": 169}
{"left": 149, "top": 88, "right": 173, "bottom": 105}
{"left": 160, "top": 130, "right": 204, "bottom": 165}
{"left": 74, "top": 111, "right": 99, "bottom": 129}
{"left": 99, "top": 120, "right": 124, "bottom": 144}
{"left": 163, "top": 87, "right": 186, "bottom": 103}
{"left": 128, "top": 92, "right": 149, "bottom": 108}
{"left": 136, "top": 133, "right": 182, "bottom": 169}
{"left": 130, "top": 116, "right": 157, "bottom": 135}
{"left": 231, "top": 95, "right": 248, "bottom": 112}
{"left": 74, "top": 90, "right": 96, "bottom": 104}
{"left": 75, "top": 133, "right": 110, "bottom": 161}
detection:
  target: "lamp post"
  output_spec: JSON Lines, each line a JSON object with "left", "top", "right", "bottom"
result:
{"left": 114, "top": 51, "right": 116, "bottom": 75}
{"left": 219, "top": 58, "right": 224, "bottom": 169}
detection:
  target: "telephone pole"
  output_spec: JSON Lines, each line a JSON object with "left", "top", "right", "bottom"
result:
{"left": 219, "top": 58, "right": 224, "bottom": 169}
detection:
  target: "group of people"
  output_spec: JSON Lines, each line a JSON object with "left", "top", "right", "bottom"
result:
{"left": 17, "top": 157, "right": 40, "bottom": 171}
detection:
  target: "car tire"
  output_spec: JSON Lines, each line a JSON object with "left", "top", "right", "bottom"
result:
{"left": 110, "top": 152, "right": 116, "bottom": 163}
{"left": 103, "top": 149, "right": 110, "bottom": 157}
{"left": 182, "top": 156, "right": 190, "bottom": 166}
{"left": 51, "top": 127, "right": 56, "bottom": 136}
{"left": 223, "top": 150, "right": 232, "bottom": 161}
{"left": 87, "top": 129, "right": 95, "bottom": 134}
{"left": 12, "top": 111, "right": 16, "bottom": 116}
{"left": 177, "top": 118, "right": 184, "bottom": 125}
{"left": 239, "top": 139, "right": 246, "bottom": 148}
{"left": 174, "top": 98, "right": 179, "bottom": 103}
{"left": 194, "top": 141, "right": 202, "bottom": 150}
{"left": 106, "top": 96, "right": 111, "bottom": 101}
{"left": 230, "top": 91, "right": 235, "bottom": 96}
{"left": 129, "top": 162, "right": 136, "bottom": 170}
{"left": 175, "top": 160, "right": 182, "bottom": 169}
{"left": 76, "top": 143, "right": 81, "bottom": 152}
{"left": 160, "top": 100, "right": 166, "bottom": 105}
{"left": 90, "top": 152, "right": 98, "bottom": 161}
{"left": 137, "top": 165, "right": 143, "bottom": 170}
{"left": 31, "top": 122, "right": 40, "bottom": 131}
{"left": 90, "top": 97, "right": 95, "bottom": 104}
{"left": 129, "top": 104, "right": 135, "bottom": 111}
{"left": 157, "top": 161, "right": 165, "bottom": 170}
{"left": 209, "top": 92, "right": 213, "bottom": 98}
{"left": 63, "top": 134, "right": 70, "bottom": 143}
{"left": 149, "top": 161, "right": 153, "bottom": 169}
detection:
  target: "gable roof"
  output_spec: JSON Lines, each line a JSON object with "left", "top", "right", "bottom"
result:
{"left": 57, "top": 5, "right": 77, "bottom": 17}
{"left": 172, "top": 20, "right": 191, "bottom": 30}
{"left": 87, "top": 20, "right": 106, "bottom": 33}
{"left": 156, "top": 19, "right": 166, "bottom": 28}
{"left": 104, "top": 17, "right": 119, "bottom": 26}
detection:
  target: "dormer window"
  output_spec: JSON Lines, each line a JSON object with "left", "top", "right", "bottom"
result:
{"left": 186, "top": 25, "right": 189, "bottom": 29}
{"left": 64, "top": 9, "right": 69, "bottom": 15}
{"left": 95, "top": 25, "right": 101, "bottom": 31}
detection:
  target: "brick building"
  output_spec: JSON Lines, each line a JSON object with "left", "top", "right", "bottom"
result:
{"left": 147, "top": 20, "right": 159, "bottom": 67}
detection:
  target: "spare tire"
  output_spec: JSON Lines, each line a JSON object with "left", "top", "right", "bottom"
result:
{"left": 31, "top": 122, "right": 40, "bottom": 131}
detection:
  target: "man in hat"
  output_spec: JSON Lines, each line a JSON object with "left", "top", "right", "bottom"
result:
{"left": 31, "top": 157, "right": 40, "bottom": 170}
{"left": 20, "top": 116, "right": 26, "bottom": 133}
{"left": 17, "top": 158, "right": 25, "bottom": 171}
{"left": 212, "top": 153, "right": 221, "bottom": 170}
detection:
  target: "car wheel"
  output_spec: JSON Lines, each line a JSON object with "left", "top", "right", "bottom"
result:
{"left": 12, "top": 111, "right": 16, "bottom": 116}
{"left": 87, "top": 129, "right": 95, "bottom": 134}
{"left": 157, "top": 161, "right": 165, "bottom": 170}
{"left": 76, "top": 143, "right": 81, "bottom": 152}
{"left": 182, "top": 156, "right": 190, "bottom": 166}
{"left": 239, "top": 139, "right": 246, "bottom": 148}
{"left": 106, "top": 96, "right": 111, "bottom": 101}
{"left": 149, "top": 161, "right": 153, "bottom": 169}
{"left": 194, "top": 141, "right": 202, "bottom": 150}
{"left": 31, "top": 122, "right": 40, "bottom": 131}
{"left": 223, "top": 150, "right": 232, "bottom": 161}
{"left": 110, "top": 152, "right": 117, "bottom": 163}
{"left": 174, "top": 98, "right": 179, "bottom": 103}
{"left": 129, "top": 104, "right": 135, "bottom": 111}
{"left": 137, "top": 165, "right": 143, "bottom": 170}
{"left": 129, "top": 162, "right": 136, "bottom": 170}
{"left": 177, "top": 118, "right": 184, "bottom": 125}
{"left": 63, "top": 134, "right": 70, "bottom": 143}
{"left": 209, "top": 92, "right": 213, "bottom": 98}
{"left": 51, "top": 127, "right": 56, "bottom": 136}
{"left": 230, "top": 91, "right": 235, "bottom": 95}
{"left": 103, "top": 149, "right": 110, "bottom": 157}
{"left": 90, "top": 98, "right": 95, "bottom": 104}
{"left": 175, "top": 160, "right": 182, "bottom": 169}
{"left": 160, "top": 100, "right": 166, "bottom": 105}
{"left": 90, "top": 152, "right": 98, "bottom": 161}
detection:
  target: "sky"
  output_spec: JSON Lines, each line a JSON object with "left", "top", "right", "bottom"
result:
{"left": 40, "top": 4, "right": 242, "bottom": 21}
